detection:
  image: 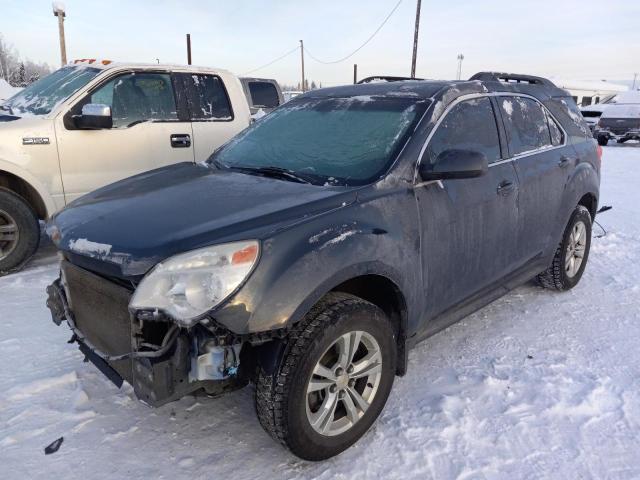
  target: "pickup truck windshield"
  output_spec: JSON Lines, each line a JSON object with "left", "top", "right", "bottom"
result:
{"left": 3, "top": 66, "right": 101, "bottom": 116}
{"left": 211, "top": 96, "right": 427, "bottom": 186}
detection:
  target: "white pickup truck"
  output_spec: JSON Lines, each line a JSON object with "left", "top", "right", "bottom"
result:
{"left": 0, "top": 60, "right": 251, "bottom": 273}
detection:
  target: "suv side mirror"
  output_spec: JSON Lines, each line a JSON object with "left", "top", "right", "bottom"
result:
{"left": 76, "top": 103, "right": 113, "bottom": 129}
{"left": 419, "top": 149, "right": 488, "bottom": 181}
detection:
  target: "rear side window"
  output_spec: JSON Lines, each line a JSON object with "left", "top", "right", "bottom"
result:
{"left": 185, "top": 74, "right": 233, "bottom": 120}
{"left": 499, "top": 97, "right": 551, "bottom": 155}
{"left": 248, "top": 81, "right": 280, "bottom": 108}
{"left": 426, "top": 97, "right": 501, "bottom": 164}
{"left": 546, "top": 111, "right": 564, "bottom": 146}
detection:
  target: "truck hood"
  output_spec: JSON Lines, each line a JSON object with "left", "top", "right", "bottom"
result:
{"left": 52, "top": 162, "right": 357, "bottom": 277}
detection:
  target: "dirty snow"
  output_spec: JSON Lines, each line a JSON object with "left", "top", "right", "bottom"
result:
{"left": 1, "top": 145, "right": 640, "bottom": 479}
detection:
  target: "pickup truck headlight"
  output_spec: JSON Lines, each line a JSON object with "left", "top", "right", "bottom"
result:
{"left": 129, "top": 241, "right": 259, "bottom": 326}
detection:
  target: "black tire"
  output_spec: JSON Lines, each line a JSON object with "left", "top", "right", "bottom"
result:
{"left": 0, "top": 188, "right": 40, "bottom": 275}
{"left": 537, "top": 205, "right": 592, "bottom": 291}
{"left": 255, "top": 292, "right": 396, "bottom": 460}
{"left": 597, "top": 135, "right": 609, "bottom": 146}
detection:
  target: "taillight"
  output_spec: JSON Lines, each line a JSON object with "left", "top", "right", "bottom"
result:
{"left": 596, "top": 144, "right": 603, "bottom": 162}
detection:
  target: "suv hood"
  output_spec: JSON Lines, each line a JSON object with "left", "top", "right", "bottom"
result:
{"left": 52, "top": 162, "right": 357, "bottom": 277}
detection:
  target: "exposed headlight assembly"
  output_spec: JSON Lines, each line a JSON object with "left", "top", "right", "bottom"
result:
{"left": 129, "top": 241, "right": 259, "bottom": 327}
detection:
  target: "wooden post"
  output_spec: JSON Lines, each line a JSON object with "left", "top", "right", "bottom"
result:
{"left": 186, "top": 34, "right": 192, "bottom": 65}
{"left": 411, "top": 0, "right": 422, "bottom": 78}
{"left": 300, "top": 40, "right": 305, "bottom": 92}
{"left": 53, "top": 10, "right": 67, "bottom": 67}
{"left": 353, "top": 64, "right": 358, "bottom": 84}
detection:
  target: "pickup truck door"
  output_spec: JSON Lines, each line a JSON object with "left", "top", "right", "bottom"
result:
{"left": 175, "top": 72, "right": 248, "bottom": 162}
{"left": 55, "top": 70, "right": 194, "bottom": 204}
{"left": 415, "top": 96, "right": 520, "bottom": 322}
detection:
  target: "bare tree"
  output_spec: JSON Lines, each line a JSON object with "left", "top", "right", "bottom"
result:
{"left": 0, "top": 34, "right": 52, "bottom": 86}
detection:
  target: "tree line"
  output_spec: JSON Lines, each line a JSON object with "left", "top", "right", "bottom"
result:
{"left": 0, "top": 34, "right": 52, "bottom": 87}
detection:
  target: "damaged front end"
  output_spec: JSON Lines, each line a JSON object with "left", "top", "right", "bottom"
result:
{"left": 46, "top": 260, "right": 246, "bottom": 407}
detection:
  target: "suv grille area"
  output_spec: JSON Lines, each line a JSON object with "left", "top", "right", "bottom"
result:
{"left": 61, "top": 260, "right": 134, "bottom": 383}
{"left": 599, "top": 118, "right": 640, "bottom": 135}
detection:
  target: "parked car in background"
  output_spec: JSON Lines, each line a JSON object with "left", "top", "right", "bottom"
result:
{"left": 594, "top": 92, "right": 640, "bottom": 145}
{"left": 0, "top": 60, "right": 251, "bottom": 274}
{"left": 282, "top": 90, "right": 303, "bottom": 102}
{"left": 239, "top": 77, "right": 283, "bottom": 115}
{"left": 46, "top": 71, "right": 600, "bottom": 460}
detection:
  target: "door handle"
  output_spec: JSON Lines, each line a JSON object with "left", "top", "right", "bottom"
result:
{"left": 558, "top": 155, "right": 575, "bottom": 168}
{"left": 170, "top": 134, "right": 191, "bottom": 148}
{"left": 497, "top": 180, "right": 516, "bottom": 196}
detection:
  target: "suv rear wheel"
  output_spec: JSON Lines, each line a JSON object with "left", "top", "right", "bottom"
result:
{"left": 255, "top": 292, "right": 396, "bottom": 460}
{"left": 537, "top": 205, "right": 592, "bottom": 291}
{"left": 0, "top": 189, "right": 40, "bottom": 275}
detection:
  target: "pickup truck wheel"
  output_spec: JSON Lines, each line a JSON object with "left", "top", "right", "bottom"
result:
{"left": 255, "top": 292, "right": 396, "bottom": 460}
{"left": 537, "top": 205, "right": 592, "bottom": 291}
{"left": 0, "top": 189, "right": 40, "bottom": 275}
{"left": 597, "top": 135, "right": 608, "bottom": 146}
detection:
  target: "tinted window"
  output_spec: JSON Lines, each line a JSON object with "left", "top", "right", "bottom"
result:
{"left": 581, "top": 96, "right": 592, "bottom": 107}
{"left": 248, "top": 81, "right": 280, "bottom": 108}
{"left": 212, "top": 97, "right": 427, "bottom": 186}
{"left": 499, "top": 96, "right": 551, "bottom": 155}
{"left": 426, "top": 97, "right": 501, "bottom": 164}
{"left": 90, "top": 72, "right": 177, "bottom": 128}
{"left": 546, "top": 111, "right": 564, "bottom": 146}
{"left": 186, "top": 74, "right": 232, "bottom": 120}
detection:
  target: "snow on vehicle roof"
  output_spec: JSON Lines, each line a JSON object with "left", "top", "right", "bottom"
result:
{"left": 67, "top": 59, "right": 234, "bottom": 76}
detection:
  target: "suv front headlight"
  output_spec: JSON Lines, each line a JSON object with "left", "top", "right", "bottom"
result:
{"left": 129, "top": 240, "right": 259, "bottom": 327}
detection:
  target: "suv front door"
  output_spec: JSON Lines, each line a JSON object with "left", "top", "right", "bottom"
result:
{"left": 56, "top": 70, "right": 194, "bottom": 203}
{"left": 416, "top": 96, "right": 520, "bottom": 323}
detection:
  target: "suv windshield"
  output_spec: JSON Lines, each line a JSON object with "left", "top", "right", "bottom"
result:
{"left": 211, "top": 96, "right": 427, "bottom": 185}
{"left": 3, "top": 66, "right": 101, "bottom": 116}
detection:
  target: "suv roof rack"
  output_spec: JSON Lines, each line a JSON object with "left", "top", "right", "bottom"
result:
{"left": 357, "top": 76, "right": 424, "bottom": 84}
{"left": 469, "top": 72, "right": 556, "bottom": 88}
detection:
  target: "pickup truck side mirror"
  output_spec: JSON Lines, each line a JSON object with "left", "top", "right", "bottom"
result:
{"left": 76, "top": 103, "right": 113, "bottom": 129}
{"left": 419, "top": 149, "right": 488, "bottom": 181}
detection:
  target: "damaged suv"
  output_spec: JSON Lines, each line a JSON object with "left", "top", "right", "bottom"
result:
{"left": 47, "top": 72, "right": 600, "bottom": 460}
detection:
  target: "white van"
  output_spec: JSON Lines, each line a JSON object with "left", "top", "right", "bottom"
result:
{"left": 0, "top": 60, "right": 251, "bottom": 273}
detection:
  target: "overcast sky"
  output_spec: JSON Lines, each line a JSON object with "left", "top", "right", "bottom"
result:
{"left": 1, "top": 0, "right": 638, "bottom": 86}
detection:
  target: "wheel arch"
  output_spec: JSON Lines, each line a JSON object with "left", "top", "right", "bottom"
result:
{"left": 578, "top": 191, "right": 598, "bottom": 220}
{"left": 0, "top": 169, "right": 51, "bottom": 220}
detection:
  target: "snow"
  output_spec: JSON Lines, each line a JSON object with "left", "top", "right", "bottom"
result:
{"left": 0, "top": 78, "right": 21, "bottom": 102}
{"left": 2, "top": 145, "right": 640, "bottom": 478}
{"left": 68, "top": 238, "right": 112, "bottom": 257}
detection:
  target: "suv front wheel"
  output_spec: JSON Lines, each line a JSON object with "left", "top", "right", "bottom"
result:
{"left": 0, "top": 189, "right": 40, "bottom": 275}
{"left": 255, "top": 292, "right": 396, "bottom": 460}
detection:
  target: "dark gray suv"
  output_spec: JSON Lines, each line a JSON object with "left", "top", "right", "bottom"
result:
{"left": 47, "top": 72, "right": 600, "bottom": 460}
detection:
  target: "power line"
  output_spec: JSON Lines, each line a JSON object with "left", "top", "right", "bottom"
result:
{"left": 241, "top": 46, "right": 300, "bottom": 76}
{"left": 304, "top": 0, "right": 404, "bottom": 65}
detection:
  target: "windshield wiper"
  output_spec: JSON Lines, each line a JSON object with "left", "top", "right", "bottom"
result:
{"left": 0, "top": 104, "right": 14, "bottom": 115}
{"left": 228, "top": 165, "right": 312, "bottom": 184}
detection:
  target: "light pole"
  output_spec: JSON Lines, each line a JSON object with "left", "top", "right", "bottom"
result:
{"left": 456, "top": 53, "right": 464, "bottom": 80}
{"left": 52, "top": 2, "right": 67, "bottom": 67}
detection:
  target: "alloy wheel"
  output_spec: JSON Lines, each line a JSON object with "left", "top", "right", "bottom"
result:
{"left": 565, "top": 220, "right": 586, "bottom": 278}
{"left": 305, "top": 330, "right": 382, "bottom": 436}
{"left": 0, "top": 209, "right": 20, "bottom": 261}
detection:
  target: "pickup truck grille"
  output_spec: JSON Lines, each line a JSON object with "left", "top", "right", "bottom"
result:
{"left": 61, "top": 260, "right": 134, "bottom": 382}
{"left": 599, "top": 118, "right": 640, "bottom": 135}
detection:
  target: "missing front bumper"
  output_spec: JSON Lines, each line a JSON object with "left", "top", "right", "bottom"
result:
{"left": 46, "top": 261, "right": 244, "bottom": 407}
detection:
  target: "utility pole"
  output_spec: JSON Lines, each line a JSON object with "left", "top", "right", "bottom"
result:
{"left": 52, "top": 2, "right": 67, "bottom": 67}
{"left": 410, "top": 0, "right": 422, "bottom": 78}
{"left": 300, "top": 40, "right": 306, "bottom": 92}
{"left": 186, "top": 34, "right": 192, "bottom": 65}
{"left": 353, "top": 64, "right": 358, "bottom": 84}
{"left": 456, "top": 54, "right": 464, "bottom": 80}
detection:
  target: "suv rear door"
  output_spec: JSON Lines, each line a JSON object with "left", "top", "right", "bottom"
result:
{"left": 496, "top": 95, "right": 571, "bottom": 262}
{"left": 416, "top": 96, "right": 520, "bottom": 320}
{"left": 56, "top": 70, "right": 195, "bottom": 203}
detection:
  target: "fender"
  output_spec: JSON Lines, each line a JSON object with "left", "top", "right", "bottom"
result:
{"left": 0, "top": 158, "right": 57, "bottom": 218}
{"left": 551, "top": 160, "right": 599, "bottom": 256}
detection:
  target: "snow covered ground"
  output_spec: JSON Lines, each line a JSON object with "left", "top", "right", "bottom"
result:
{"left": 1, "top": 145, "right": 639, "bottom": 479}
